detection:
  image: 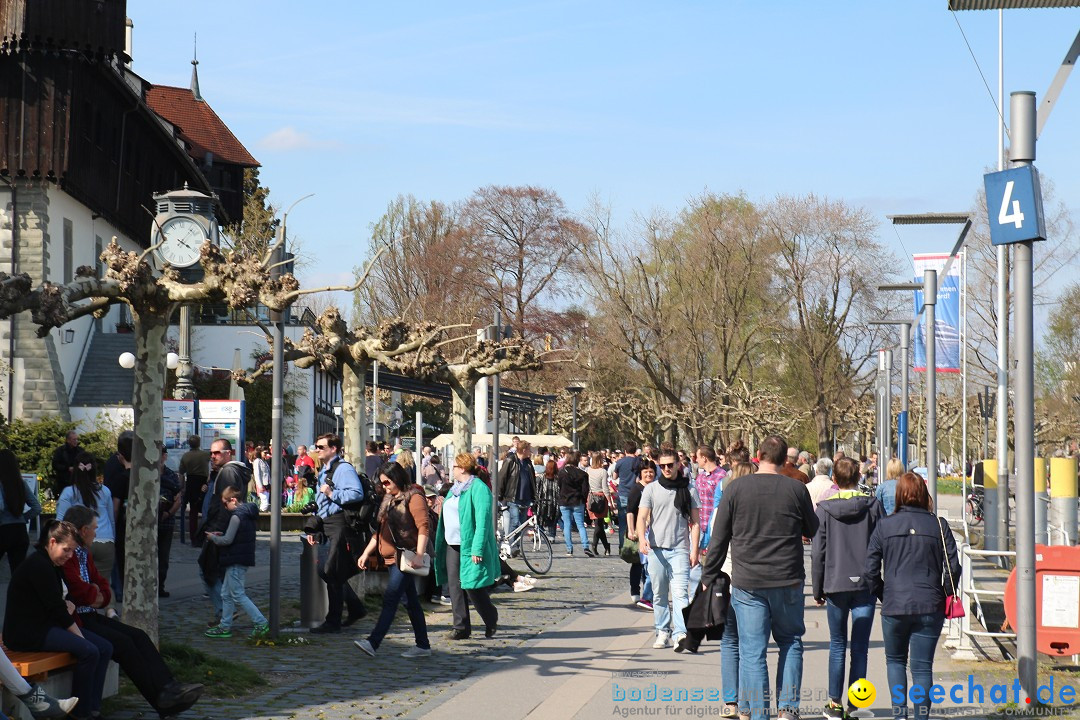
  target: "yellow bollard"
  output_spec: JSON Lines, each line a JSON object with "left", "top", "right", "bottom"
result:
{"left": 981, "top": 459, "right": 999, "bottom": 550}
{"left": 1049, "top": 457, "right": 1078, "bottom": 545}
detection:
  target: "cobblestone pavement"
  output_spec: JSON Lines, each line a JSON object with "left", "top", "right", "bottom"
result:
{"left": 102, "top": 531, "right": 627, "bottom": 720}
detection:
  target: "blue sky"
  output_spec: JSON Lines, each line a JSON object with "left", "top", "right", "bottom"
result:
{"left": 127, "top": 1, "right": 1080, "bottom": 297}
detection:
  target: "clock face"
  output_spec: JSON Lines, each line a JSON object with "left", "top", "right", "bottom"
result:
{"left": 157, "top": 216, "right": 206, "bottom": 268}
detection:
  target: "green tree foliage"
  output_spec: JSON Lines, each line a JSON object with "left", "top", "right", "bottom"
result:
{"left": 0, "top": 416, "right": 126, "bottom": 479}
{"left": 396, "top": 398, "right": 450, "bottom": 438}
{"left": 224, "top": 168, "right": 280, "bottom": 257}
{"left": 191, "top": 369, "right": 301, "bottom": 446}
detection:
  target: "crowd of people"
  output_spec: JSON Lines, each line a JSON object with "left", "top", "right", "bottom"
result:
{"left": 27, "top": 426, "right": 962, "bottom": 720}
{"left": 583, "top": 434, "right": 961, "bottom": 720}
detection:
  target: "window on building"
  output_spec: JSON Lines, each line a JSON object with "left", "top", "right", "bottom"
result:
{"left": 63, "top": 220, "right": 73, "bottom": 284}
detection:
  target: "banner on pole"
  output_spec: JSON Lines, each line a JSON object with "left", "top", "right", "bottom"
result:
{"left": 913, "top": 253, "right": 961, "bottom": 373}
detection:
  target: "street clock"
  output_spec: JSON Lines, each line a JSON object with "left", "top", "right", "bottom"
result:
{"left": 150, "top": 184, "right": 218, "bottom": 269}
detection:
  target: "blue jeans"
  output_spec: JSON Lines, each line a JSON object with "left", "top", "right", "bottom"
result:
{"left": 507, "top": 502, "right": 528, "bottom": 548}
{"left": 220, "top": 565, "right": 267, "bottom": 630}
{"left": 825, "top": 590, "right": 877, "bottom": 704}
{"left": 559, "top": 505, "right": 588, "bottom": 553}
{"left": 42, "top": 626, "right": 112, "bottom": 717}
{"left": 647, "top": 546, "right": 690, "bottom": 637}
{"left": 200, "top": 567, "right": 223, "bottom": 618}
{"left": 732, "top": 584, "right": 806, "bottom": 720}
{"left": 368, "top": 562, "right": 430, "bottom": 650}
{"left": 617, "top": 495, "right": 628, "bottom": 549}
{"left": 722, "top": 603, "right": 746, "bottom": 710}
{"left": 688, "top": 560, "right": 702, "bottom": 602}
{"left": 881, "top": 613, "right": 945, "bottom": 720}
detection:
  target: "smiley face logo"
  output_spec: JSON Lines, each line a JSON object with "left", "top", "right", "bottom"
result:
{"left": 848, "top": 679, "right": 876, "bottom": 708}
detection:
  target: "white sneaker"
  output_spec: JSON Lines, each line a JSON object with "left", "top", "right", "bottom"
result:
{"left": 513, "top": 580, "right": 534, "bottom": 593}
{"left": 652, "top": 632, "right": 671, "bottom": 649}
{"left": 522, "top": 574, "right": 537, "bottom": 586}
{"left": 401, "top": 645, "right": 432, "bottom": 658}
{"left": 353, "top": 638, "right": 376, "bottom": 657}
{"left": 438, "top": 595, "right": 453, "bottom": 606}
{"left": 672, "top": 633, "right": 687, "bottom": 652}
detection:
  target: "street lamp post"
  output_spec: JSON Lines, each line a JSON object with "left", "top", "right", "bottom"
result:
{"left": 269, "top": 193, "right": 313, "bottom": 638}
{"left": 870, "top": 320, "right": 912, "bottom": 468}
{"left": 566, "top": 383, "right": 585, "bottom": 449}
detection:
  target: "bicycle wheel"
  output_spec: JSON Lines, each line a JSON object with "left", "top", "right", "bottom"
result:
{"left": 520, "top": 526, "right": 553, "bottom": 575}
{"left": 965, "top": 499, "right": 983, "bottom": 526}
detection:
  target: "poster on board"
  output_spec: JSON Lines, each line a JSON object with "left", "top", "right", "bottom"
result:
{"left": 912, "top": 253, "right": 961, "bottom": 373}
{"left": 163, "top": 400, "right": 197, "bottom": 470}
{"left": 198, "top": 400, "right": 245, "bottom": 455}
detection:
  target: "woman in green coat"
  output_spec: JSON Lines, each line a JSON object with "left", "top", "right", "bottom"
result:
{"left": 434, "top": 452, "right": 500, "bottom": 640}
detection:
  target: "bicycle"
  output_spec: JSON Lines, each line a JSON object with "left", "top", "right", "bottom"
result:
{"left": 965, "top": 487, "right": 984, "bottom": 526}
{"left": 497, "top": 504, "right": 553, "bottom": 575}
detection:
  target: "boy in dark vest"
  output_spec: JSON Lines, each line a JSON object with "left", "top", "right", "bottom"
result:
{"left": 204, "top": 486, "right": 269, "bottom": 639}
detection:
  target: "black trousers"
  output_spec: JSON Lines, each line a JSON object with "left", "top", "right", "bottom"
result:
{"left": 592, "top": 517, "right": 611, "bottom": 552}
{"left": 445, "top": 544, "right": 498, "bottom": 633}
{"left": 316, "top": 534, "right": 363, "bottom": 626}
{"left": 0, "top": 523, "right": 29, "bottom": 575}
{"left": 185, "top": 476, "right": 207, "bottom": 544}
{"left": 157, "top": 524, "right": 174, "bottom": 589}
{"left": 81, "top": 613, "right": 174, "bottom": 711}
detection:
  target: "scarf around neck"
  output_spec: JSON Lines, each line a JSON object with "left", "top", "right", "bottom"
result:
{"left": 450, "top": 477, "right": 473, "bottom": 497}
{"left": 659, "top": 472, "right": 692, "bottom": 518}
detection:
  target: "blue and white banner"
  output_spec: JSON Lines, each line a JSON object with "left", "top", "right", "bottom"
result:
{"left": 912, "top": 253, "right": 961, "bottom": 373}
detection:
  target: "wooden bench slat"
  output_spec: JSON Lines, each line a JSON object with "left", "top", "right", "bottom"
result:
{"left": 1, "top": 640, "right": 75, "bottom": 678}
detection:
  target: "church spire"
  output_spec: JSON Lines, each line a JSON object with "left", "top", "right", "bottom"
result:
{"left": 190, "top": 33, "right": 203, "bottom": 102}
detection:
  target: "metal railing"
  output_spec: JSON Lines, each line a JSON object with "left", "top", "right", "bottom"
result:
{"left": 948, "top": 543, "right": 1016, "bottom": 660}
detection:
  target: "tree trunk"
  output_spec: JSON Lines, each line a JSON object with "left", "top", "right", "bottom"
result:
{"left": 341, "top": 361, "right": 367, "bottom": 465}
{"left": 124, "top": 310, "right": 168, "bottom": 643}
{"left": 449, "top": 378, "right": 474, "bottom": 456}
{"left": 814, "top": 406, "right": 831, "bottom": 458}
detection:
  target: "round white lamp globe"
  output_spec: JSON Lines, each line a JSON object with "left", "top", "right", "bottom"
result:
{"left": 166, "top": 352, "right": 179, "bottom": 370}
{"left": 118, "top": 352, "right": 136, "bottom": 369}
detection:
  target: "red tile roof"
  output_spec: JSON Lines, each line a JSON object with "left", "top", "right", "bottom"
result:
{"left": 145, "top": 85, "right": 258, "bottom": 167}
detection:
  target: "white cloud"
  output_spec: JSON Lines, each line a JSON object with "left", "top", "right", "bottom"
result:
{"left": 257, "top": 126, "right": 341, "bottom": 152}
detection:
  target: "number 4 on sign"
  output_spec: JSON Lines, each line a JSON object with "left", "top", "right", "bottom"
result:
{"left": 998, "top": 181, "right": 1025, "bottom": 229}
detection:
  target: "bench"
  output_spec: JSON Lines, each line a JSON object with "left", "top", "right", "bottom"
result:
{"left": 1, "top": 642, "right": 118, "bottom": 720}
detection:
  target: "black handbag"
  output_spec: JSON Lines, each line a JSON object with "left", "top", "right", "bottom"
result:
{"left": 588, "top": 492, "right": 608, "bottom": 516}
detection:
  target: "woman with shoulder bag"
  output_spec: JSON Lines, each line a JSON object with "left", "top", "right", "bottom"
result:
{"left": 864, "top": 472, "right": 962, "bottom": 720}
{"left": 586, "top": 451, "right": 612, "bottom": 556}
{"left": 355, "top": 462, "right": 431, "bottom": 658}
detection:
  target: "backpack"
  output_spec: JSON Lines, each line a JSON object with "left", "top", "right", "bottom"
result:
{"left": 325, "top": 458, "right": 379, "bottom": 543}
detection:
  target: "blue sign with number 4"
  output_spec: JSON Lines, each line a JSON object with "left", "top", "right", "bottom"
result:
{"left": 983, "top": 165, "right": 1046, "bottom": 246}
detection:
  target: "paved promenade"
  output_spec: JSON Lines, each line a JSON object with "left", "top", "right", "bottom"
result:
{"left": 4, "top": 495, "right": 1066, "bottom": 720}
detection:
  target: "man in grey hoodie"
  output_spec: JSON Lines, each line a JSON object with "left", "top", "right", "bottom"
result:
{"left": 811, "top": 456, "right": 884, "bottom": 720}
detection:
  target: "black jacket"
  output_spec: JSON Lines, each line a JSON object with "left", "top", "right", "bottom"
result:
{"left": 811, "top": 492, "right": 884, "bottom": 600}
{"left": 498, "top": 455, "right": 534, "bottom": 505}
{"left": 701, "top": 472, "right": 818, "bottom": 590}
{"left": 864, "top": 506, "right": 961, "bottom": 616}
{"left": 3, "top": 549, "right": 73, "bottom": 649}
{"left": 51, "top": 443, "right": 78, "bottom": 492}
{"left": 680, "top": 571, "right": 732, "bottom": 653}
{"left": 556, "top": 466, "right": 590, "bottom": 507}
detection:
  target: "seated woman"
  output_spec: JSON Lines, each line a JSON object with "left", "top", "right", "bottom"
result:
{"left": 3, "top": 520, "right": 112, "bottom": 720}
{"left": 60, "top": 506, "right": 204, "bottom": 719}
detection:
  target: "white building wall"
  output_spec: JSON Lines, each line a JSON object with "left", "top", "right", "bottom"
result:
{"left": 43, "top": 188, "right": 142, "bottom": 405}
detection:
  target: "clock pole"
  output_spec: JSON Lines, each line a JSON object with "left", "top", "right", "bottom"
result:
{"left": 174, "top": 305, "right": 195, "bottom": 400}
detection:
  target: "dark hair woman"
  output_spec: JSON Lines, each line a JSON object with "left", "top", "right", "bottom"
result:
{"left": 557, "top": 450, "right": 593, "bottom": 557}
{"left": 864, "top": 472, "right": 960, "bottom": 720}
{"left": 3, "top": 520, "right": 112, "bottom": 720}
{"left": 55, "top": 452, "right": 117, "bottom": 585}
{"left": 60, "top": 506, "right": 204, "bottom": 716}
{"left": 0, "top": 448, "right": 40, "bottom": 573}
{"left": 354, "top": 462, "right": 431, "bottom": 658}
{"left": 535, "top": 458, "right": 560, "bottom": 538}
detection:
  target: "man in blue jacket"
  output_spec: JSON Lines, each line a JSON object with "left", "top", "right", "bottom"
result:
{"left": 305, "top": 433, "right": 367, "bottom": 633}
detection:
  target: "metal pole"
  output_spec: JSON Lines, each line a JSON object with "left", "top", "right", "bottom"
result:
{"left": 415, "top": 411, "right": 423, "bottom": 487}
{"left": 268, "top": 223, "right": 285, "bottom": 638}
{"left": 174, "top": 306, "right": 195, "bottom": 399}
{"left": 490, "top": 310, "right": 502, "bottom": 536}
{"left": 372, "top": 361, "right": 379, "bottom": 440}
{"left": 961, "top": 249, "right": 968, "bottom": 491}
{"left": 547, "top": 403, "right": 553, "bottom": 434}
{"left": 924, "top": 269, "right": 938, "bottom": 511}
{"left": 571, "top": 392, "right": 579, "bottom": 450}
{"left": 1010, "top": 89, "right": 1037, "bottom": 701}
{"left": 995, "top": 15, "right": 1011, "bottom": 558}
{"left": 899, "top": 323, "right": 910, "bottom": 469}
